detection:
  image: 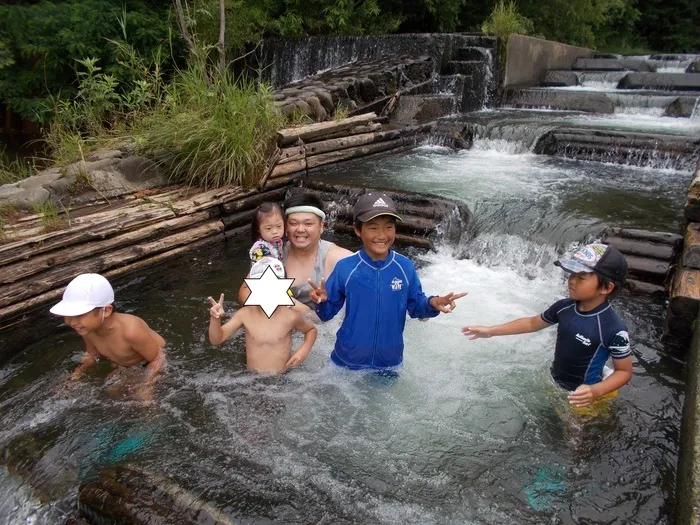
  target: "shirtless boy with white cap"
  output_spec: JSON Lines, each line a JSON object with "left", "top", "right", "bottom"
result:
{"left": 50, "top": 273, "right": 166, "bottom": 386}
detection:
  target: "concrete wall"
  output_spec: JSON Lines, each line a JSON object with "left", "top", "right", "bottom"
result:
{"left": 676, "top": 313, "right": 700, "bottom": 525}
{"left": 504, "top": 35, "right": 594, "bottom": 88}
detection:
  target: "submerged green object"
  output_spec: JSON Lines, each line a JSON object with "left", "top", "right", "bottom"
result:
{"left": 522, "top": 465, "right": 567, "bottom": 510}
{"left": 107, "top": 434, "right": 151, "bottom": 463}
{"left": 91, "top": 423, "right": 156, "bottom": 465}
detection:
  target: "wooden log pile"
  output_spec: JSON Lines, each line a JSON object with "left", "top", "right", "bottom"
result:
{"left": 0, "top": 175, "right": 298, "bottom": 331}
{"left": 665, "top": 161, "right": 700, "bottom": 344}
{"left": 266, "top": 113, "right": 432, "bottom": 183}
{"left": 290, "top": 179, "right": 471, "bottom": 249}
{"left": 601, "top": 227, "right": 681, "bottom": 297}
{"left": 0, "top": 113, "right": 435, "bottom": 333}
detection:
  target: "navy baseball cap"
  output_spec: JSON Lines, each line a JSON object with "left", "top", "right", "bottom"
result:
{"left": 555, "top": 243, "right": 628, "bottom": 283}
{"left": 353, "top": 192, "right": 403, "bottom": 223}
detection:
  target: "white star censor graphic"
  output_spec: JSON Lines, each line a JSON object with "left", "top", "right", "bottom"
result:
{"left": 244, "top": 266, "right": 295, "bottom": 318}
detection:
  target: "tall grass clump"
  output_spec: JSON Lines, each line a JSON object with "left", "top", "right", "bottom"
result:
{"left": 0, "top": 146, "right": 36, "bottom": 184}
{"left": 132, "top": 57, "right": 281, "bottom": 189}
{"left": 482, "top": 1, "right": 534, "bottom": 62}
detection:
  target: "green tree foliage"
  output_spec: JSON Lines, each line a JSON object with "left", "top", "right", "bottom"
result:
{"left": 265, "top": 0, "right": 401, "bottom": 37}
{"left": 381, "top": 0, "right": 470, "bottom": 33}
{"left": 0, "top": 0, "right": 171, "bottom": 122}
{"left": 515, "top": 0, "right": 641, "bottom": 49}
{"left": 635, "top": 0, "right": 700, "bottom": 52}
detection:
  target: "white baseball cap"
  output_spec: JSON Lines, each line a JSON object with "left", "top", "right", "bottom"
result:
{"left": 250, "top": 257, "right": 286, "bottom": 279}
{"left": 50, "top": 273, "right": 115, "bottom": 316}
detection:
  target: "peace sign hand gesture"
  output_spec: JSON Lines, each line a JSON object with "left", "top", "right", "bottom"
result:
{"left": 429, "top": 291, "right": 468, "bottom": 313}
{"left": 208, "top": 293, "right": 225, "bottom": 319}
{"left": 308, "top": 278, "right": 328, "bottom": 304}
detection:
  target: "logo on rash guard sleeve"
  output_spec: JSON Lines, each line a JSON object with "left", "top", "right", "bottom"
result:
{"left": 609, "top": 330, "right": 630, "bottom": 353}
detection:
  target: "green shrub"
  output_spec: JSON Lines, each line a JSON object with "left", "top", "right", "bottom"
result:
{"left": 481, "top": 0, "right": 534, "bottom": 59}
{"left": 132, "top": 54, "right": 281, "bottom": 189}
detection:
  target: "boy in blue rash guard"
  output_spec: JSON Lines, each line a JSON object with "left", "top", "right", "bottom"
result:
{"left": 307, "top": 192, "right": 467, "bottom": 370}
{"left": 462, "top": 243, "right": 633, "bottom": 409}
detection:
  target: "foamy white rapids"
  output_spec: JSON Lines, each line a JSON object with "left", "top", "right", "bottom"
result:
{"left": 570, "top": 112, "right": 700, "bottom": 134}
{"left": 614, "top": 106, "right": 665, "bottom": 117}
{"left": 558, "top": 82, "right": 618, "bottom": 91}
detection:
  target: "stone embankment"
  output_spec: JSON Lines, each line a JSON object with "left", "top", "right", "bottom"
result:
{"left": 0, "top": 150, "right": 167, "bottom": 211}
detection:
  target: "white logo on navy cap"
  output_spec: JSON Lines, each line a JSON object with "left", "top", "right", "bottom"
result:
{"left": 373, "top": 198, "right": 388, "bottom": 208}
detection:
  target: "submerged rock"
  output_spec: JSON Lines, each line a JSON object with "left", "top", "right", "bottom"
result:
{"left": 664, "top": 96, "right": 699, "bottom": 118}
{"left": 453, "top": 126, "right": 474, "bottom": 150}
{"left": 78, "top": 466, "right": 237, "bottom": 525}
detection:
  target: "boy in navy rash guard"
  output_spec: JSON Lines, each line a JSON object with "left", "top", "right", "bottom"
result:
{"left": 462, "top": 243, "right": 633, "bottom": 409}
{"left": 307, "top": 192, "right": 467, "bottom": 370}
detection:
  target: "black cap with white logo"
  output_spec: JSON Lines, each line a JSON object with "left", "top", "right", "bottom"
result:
{"left": 353, "top": 192, "right": 403, "bottom": 223}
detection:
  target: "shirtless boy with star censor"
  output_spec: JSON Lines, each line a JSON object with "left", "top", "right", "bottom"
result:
{"left": 209, "top": 257, "right": 317, "bottom": 373}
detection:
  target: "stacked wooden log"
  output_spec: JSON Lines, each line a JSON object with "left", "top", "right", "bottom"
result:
{"left": 668, "top": 163, "right": 700, "bottom": 343}
{"left": 0, "top": 175, "right": 298, "bottom": 331}
{"left": 290, "top": 180, "right": 471, "bottom": 249}
{"left": 601, "top": 228, "right": 682, "bottom": 297}
{"left": 266, "top": 113, "right": 432, "bottom": 183}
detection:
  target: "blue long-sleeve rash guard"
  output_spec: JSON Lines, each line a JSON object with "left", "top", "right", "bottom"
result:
{"left": 316, "top": 248, "right": 439, "bottom": 370}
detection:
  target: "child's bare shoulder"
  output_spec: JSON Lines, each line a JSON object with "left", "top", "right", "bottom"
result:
{"left": 269, "top": 306, "right": 300, "bottom": 326}
{"left": 115, "top": 313, "right": 151, "bottom": 334}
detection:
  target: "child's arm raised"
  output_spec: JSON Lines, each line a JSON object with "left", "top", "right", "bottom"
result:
{"left": 310, "top": 269, "right": 345, "bottom": 321}
{"left": 286, "top": 314, "right": 318, "bottom": 368}
{"left": 208, "top": 293, "right": 244, "bottom": 345}
{"left": 462, "top": 315, "right": 551, "bottom": 339}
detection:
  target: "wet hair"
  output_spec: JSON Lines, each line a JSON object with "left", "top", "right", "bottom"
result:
{"left": 354, "top": 215, "right": 397, "bottom": 231}
{"left": 595, "top": 273, "right": 622, "bottom": 297}
{"left": 283, "top": 193, "right": 325, "bottom": 221}
{"left": 251, "top": 202, "right": 284, "bottom": 243}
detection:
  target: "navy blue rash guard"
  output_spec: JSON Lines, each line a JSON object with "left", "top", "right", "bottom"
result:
{"left": 316, "top": 248, "right": 439, "bottom": 370}
{"left": 541, "top": 298, "right": 631, "bottom": 391}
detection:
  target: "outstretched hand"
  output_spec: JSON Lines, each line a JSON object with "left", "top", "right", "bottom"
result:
{"left": 208, "top": 293, "right": 225, "bottom": 319}
{"left": 430, "top": 292, "right": 467, "bottom": 313}
{"left": 461, "top": 325, "right": 493, "bottom": 339}
{"left": 308, "top": 278, "right": 328, "bottom": 304}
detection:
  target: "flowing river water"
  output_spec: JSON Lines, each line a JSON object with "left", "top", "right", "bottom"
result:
{"left": 0, "top": 119, "right": 694, "bottom": 523}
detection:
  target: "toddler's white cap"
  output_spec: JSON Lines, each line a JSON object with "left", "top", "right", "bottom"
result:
{"left": 50, "top": 273, "right": 115, "bottom": 316}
